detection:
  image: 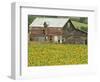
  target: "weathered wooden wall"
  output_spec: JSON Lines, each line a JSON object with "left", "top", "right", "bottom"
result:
{"left": 29, "top": 20, "right": 87, "bottom": 44}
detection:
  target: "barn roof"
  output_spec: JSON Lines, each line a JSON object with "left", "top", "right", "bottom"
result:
{"left": 29, "top": 17, "right": 69, "bottom": 28}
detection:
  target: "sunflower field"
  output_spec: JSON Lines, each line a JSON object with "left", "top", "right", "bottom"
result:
{"left": 28, "top": 42, "right": 88, "bottom": 66}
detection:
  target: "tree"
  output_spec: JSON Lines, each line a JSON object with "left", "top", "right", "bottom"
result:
{"left": 80, "top": 17, "right": 88, "bottom": 24}
{"left": 43, "top": 22, "right": 48, "bottom": 41}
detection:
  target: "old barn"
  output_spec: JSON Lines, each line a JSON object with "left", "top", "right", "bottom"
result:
{"left": 29, "top": 17, "right": 87, "bottom": 44}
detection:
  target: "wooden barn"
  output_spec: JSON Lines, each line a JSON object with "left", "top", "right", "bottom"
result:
{"left": 29, "top": 17, "right": 87, "bottom": 44}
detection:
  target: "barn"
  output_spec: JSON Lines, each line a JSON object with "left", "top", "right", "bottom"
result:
{"left": 29, "top": 17, "right": 87, "bottom": 44}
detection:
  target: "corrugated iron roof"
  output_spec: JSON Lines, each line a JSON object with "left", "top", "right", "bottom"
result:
{"left": 29, "top": 17, "right": 69, "bottom": 28}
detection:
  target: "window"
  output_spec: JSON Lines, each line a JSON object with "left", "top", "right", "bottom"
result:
{"left": 67, "top": 22, "right": 70, "bottom": 28}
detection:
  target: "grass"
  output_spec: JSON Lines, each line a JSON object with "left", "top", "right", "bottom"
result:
{"left": 28, "top": 42, "right": 88, "bottom": 66}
